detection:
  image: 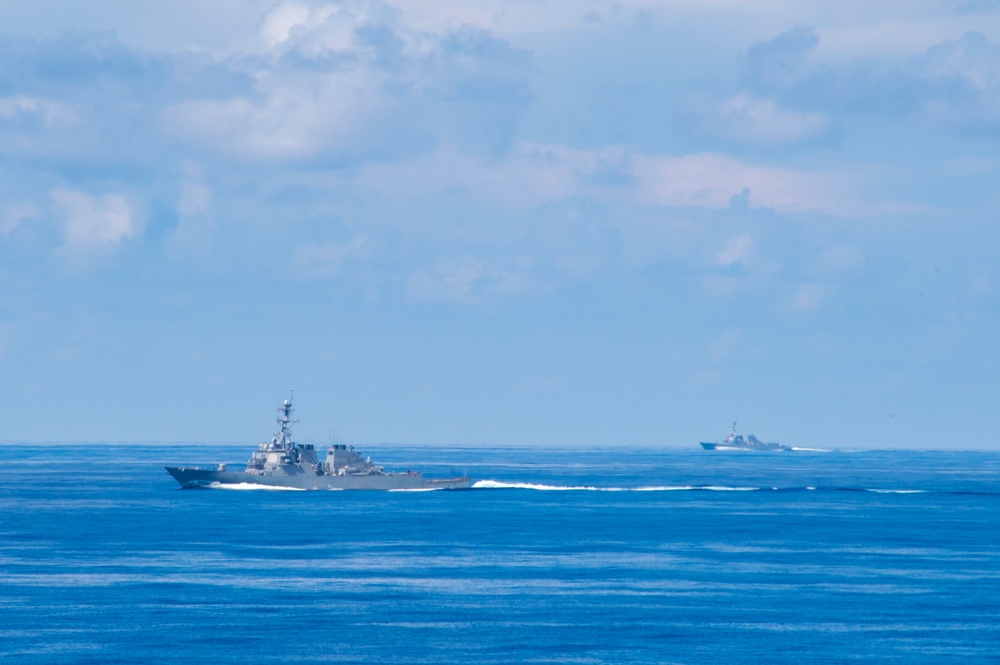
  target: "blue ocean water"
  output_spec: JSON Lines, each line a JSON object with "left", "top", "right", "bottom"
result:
{"left": 1, "top": 445, "right": 998, "bottom": 664}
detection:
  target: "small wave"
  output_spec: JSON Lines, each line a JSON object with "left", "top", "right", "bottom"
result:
{"left": 790, "top": 447, "right": 832, "bottom": 452}
{"left": 388, "top": 487, "right": 443, "bottom": 492}
{"left": 865, "top": 489, "right": 928, "bottom": 494}
{"left": 208, "top": 482, "right": 307, "bottom": 491}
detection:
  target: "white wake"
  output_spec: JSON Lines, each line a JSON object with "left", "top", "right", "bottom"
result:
{"left": 208, "top": 482, "right": 307, "bottom": 491}
{"left": 471, "top": 481, "right": 761, "bottom": 492}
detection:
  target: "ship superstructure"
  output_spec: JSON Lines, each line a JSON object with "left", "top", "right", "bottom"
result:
{"left": 165, "top": 395, "right": 472, "bottom": 490}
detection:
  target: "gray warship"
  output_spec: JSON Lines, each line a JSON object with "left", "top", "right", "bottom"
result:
{"left": 165, "top": 396, "right": 473, "bottom": 490}
{"left": 700, "top": 421, "right": 792, "bottom": 451}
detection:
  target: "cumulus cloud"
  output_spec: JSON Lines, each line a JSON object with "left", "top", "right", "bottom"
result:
{"left": 0, "top": 31, "right": 255, "bottom": 173}
{"left": 746, "top": 25, "right": 821, "bottom": 93}
{"left": 293, "top": 236, "right": 367, "bottom": 276}
{"left": 917, "top": 31, "right": 1000, "bottom": 134}
{"left": 788, "top": 282, "right": 825, "bottom": 312}
{"left": 680, "top": 93, "right": 834, "bottom": 147}
{"left": 676, "top": 26, "right": 845, "bottom": 147}
{"left": 0, "top": 0, "right": 985, "bottom": 294}
{"left": 358, "top": 142, "right": 902, "bottom": 217}
{"left": 407, "top": 255, "right": 539, "bottom": 302}
{"left": 165, "top": 168, "right": 214, "bottom": 260}
{"left": 355, "top": 143, "right": 610, "bottom": 209}
{"left": 728, "top": 25, "right": 1000, "bottom": 138}
{"left": 167, "top": 1, "right": 405, "bottom": 161}
{"left": 51, "top": 188, "right": 135, "bottom": 252}
{"left": 166, "top": 69, "right": 398, "bottom": 161}
{"left": 730, "top": 25, "right": 925, "bottom": 118}
{"left": 1, "top": 203, "right": 41, "bottom": 236}
{"left": 629, "top": 152, "right": 880, "bottom": 215}
{"left": 164, "top": 0, "right": 531, "bottom": 161}
{"left": 714, "top": 234, "right": 754, "bottom": 267}
{"left": 258, "top": 0, "right": 399, "bottom": 55}
{"left": 0, "top": 95, "right": 79, "bottom": 127}
{"left": 0, "top": 94, "right": 87, "bottom": 164}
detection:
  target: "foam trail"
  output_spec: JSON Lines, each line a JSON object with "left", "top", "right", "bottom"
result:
{"left": 202, "top": 480, "right": 940, "bottom": 495}
{"left": 209, "top": 482, "right": 307, "bottom": 491}
{"left": 472, "top": 480, "right": 602, "bottom": 491}
{"left": 462, "top": 480, "right": 949, "bottom": 494}
{"left": 472, "top": 481, "right": 763, "bottom": 492}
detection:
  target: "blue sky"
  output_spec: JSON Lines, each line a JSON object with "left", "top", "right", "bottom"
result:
{"left": 2, "top": 0, "right": 999, "bottom": 448}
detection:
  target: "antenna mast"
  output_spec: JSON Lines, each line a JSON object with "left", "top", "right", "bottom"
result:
{"left": 273, "top": 390, "right": 299, "bottom": 448}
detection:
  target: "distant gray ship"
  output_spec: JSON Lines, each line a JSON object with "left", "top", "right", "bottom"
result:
{"left": 165, "top": 395, "right": 473, "bottom": 490}
{"left": 700, "top": 421, "right": 791, "bottom": 451}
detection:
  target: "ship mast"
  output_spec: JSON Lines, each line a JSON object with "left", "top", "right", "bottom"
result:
{"left": 273, "top": 391, "right": 299, "bottom": 449}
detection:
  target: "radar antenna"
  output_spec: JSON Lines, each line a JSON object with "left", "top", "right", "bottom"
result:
{"left": 272, "top": 390, "right": 299, "bottom": 449}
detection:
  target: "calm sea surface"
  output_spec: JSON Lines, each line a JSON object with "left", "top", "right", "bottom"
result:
{"left": 1, "top": 445, "right": 998, "bottom": 664}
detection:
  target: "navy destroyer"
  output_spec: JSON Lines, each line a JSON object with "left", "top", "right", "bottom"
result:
{"left": 165, "top": 396, "right": 473, "bottom": 490}
{"left": 700, "top": 421, "right": 792, "bottom": 451}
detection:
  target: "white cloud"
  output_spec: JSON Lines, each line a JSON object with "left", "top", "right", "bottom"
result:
{"left": 920, "top": 31, "right": 1000, "bottom": 89}
{"left": 178, "top": 180, "right": 211, "bottom": 218}
{"left": 165, "top": 1, "right": 530, "bottom": 161}
{"left": 407, "top": 255, "right": 540, "bottom": 302}
{"left": 51, "top": 188, "right": 135, "bottom": 252}
{"left": 165, "top": 68, "right": 396, "bottom": 160}
{"left": 714, "top": 234, "right": 754, "bottom": 267}
{"left": 293, "top": 236, "right": 367, "bottom": 276}
{"left": 815, "top": 13, "right": 1000, "bottom": 62}
{"left": 260, "top": 1, "right": 317, "bottom": 49}
{"left": 683, "top": 94, "right": 833, "bottom": 147}
{"left": 388, "top": 0, "right": 841, "bottom": 39}
{"left": 914, "top": 32, "right": 1000, "bottom": 134}
{"left": 259, "top": 0, "right": 397, "bottom": 55}
{"left": 789, "top": 282, "right": 825, "bottom": 312}
{"left": 1, "top": 0, "right": 945, "bottom": 55}
{"left": 630, "top": 152, "right": 874, "bottom": 215}
{"left": 1, "top": 203, "right": 41, "bottom": 236}
{"left": 355, "top": 143, "right": 611, "bottom": 209}
{"left": 166, "top": 173, "right": 214, "bottom": 259}
{"left": 739, "top": 27, "right": 1000, "bottom": 137}
{"left": 0, "top": 95, "right": 79, "bottom": 127}
{"left": 358, "top": 143, "right": 904, "bottom": 217}
{"left": 164, "top": 1, "right": 405, "bottom": 160}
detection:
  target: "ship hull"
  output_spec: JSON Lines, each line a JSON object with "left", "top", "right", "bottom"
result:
{"left": 165, "top": 466, "right": 473, "bottom": 490}
{"left": 700, "top": 442, "right": 791, "bottom": 451}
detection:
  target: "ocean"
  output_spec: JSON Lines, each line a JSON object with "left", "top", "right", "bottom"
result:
{"left": 1, "top": 445, "right": 998, "bottom": 664}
